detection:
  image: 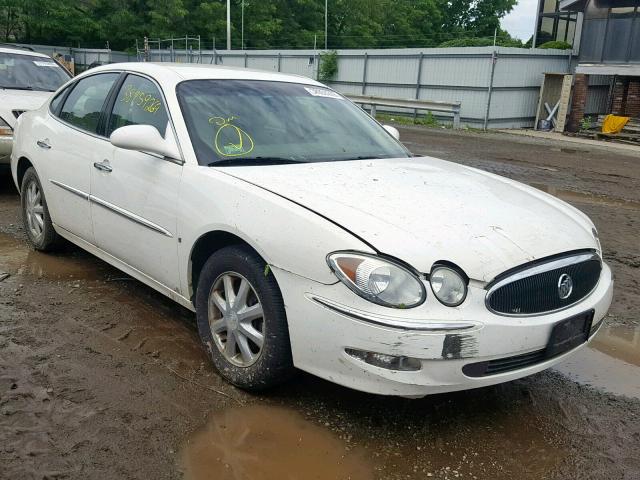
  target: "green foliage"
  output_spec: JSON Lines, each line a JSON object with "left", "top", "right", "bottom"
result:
{"left": 538, "top": 40, "right": 573, "bottom": 50}
{"left": 376, "top": 112, "right": 442, "bottom": 128}
{"left": 580, "top": 116, "right": 593, "bottom": 131}
{"left": 318, "top": 50, "right": 338, "bottom": 81}
{"left": 0, "top": 0, "right": 521, "bottom": 51}
{"left": 439, "top": 35, "right": 523, "bottom": 48}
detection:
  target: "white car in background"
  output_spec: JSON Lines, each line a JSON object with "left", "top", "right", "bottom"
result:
{"left": 0, "top": 44, "right": 71, "bottom": 166}
{"left": 10, "top": 63, "right": 613, "bottom": 397}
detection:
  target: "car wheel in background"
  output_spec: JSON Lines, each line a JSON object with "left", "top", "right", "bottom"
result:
{"left": 195, "top": 245, "right": 295, "bottom": 391}
{"left": 20, "top": 167, "right": 61, "bottom": 251}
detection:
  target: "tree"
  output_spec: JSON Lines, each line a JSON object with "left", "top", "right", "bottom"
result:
{"left": 0, "top": 0, "right": 520, "bottom": 51}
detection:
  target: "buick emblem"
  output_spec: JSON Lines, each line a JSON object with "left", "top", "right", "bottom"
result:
{"left": 557, "top": 274, "right": 573, "bottom": 300}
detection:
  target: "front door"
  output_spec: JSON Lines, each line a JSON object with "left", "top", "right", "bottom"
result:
{"left": 44, "top": 73, "right": 120, "bottom": 242}
{"left": 90, "top": 74, "right": 182, "bottom": 291}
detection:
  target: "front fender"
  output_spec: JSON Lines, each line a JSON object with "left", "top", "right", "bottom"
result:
{"left": 177, "top": 166, "right": 375, "bottom": 297}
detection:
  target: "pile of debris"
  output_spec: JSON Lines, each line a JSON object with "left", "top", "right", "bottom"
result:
{"left": 578, "top": 115, "right": 640, "bottom": 145}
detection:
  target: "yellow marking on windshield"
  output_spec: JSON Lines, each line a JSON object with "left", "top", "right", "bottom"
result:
{"left": 121, "top": 84, "right": 162, "bottom": 114}
{"left": 209, "top": 116, "right": 255, "bottom": 157}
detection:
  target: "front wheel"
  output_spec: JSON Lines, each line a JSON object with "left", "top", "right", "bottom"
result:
{"left": 195, "top": 245, "right": 294, "bottom": 390}
{"left": 20, "top": 167, "right": 61, "bottom": 251}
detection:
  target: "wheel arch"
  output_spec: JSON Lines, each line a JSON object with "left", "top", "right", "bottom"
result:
{"left": 188, "top": 230, "right": 269, "bottom": 304}
{"left": 16, "top": 156, "right": 34, "bottom": 190}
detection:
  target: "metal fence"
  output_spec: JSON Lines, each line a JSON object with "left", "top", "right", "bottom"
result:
{"left": 18, "top": 43, "right": 612, "bottom": 129}
{"left": 17, "top": 44, "right": 135, "bottom": 72}
{"left": 144, "top": 46, "right": 576, "bottom": 129}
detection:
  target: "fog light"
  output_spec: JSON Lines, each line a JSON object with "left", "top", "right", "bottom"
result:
{"left": 345, "top": 348, "right": 421, "bottom": 371}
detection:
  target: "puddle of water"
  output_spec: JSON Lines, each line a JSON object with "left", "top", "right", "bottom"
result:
{"left": 554, "top": 323, "right": 640, "bottom": 399}
{"left": 0, "top": 232, "right": 110, "bottom": 281}
{"left": 530, "top": 183, "right": 640, "bottom": 210}
{"left": 181, "top": 405, "right": 374, "bottom": 480}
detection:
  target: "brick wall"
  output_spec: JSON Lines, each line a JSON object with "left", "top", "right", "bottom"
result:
{"left": 611, "top": 77, "right": 628, "bottom": 115}
{"left": 626, "top": 79, "right": 640, "bottom": 118}
{"left": 566, "top": 74, "right": 589, "bottom": 132}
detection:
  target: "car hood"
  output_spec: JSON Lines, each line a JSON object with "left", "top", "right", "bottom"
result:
{"left": 219, "top": 157, "right": 598, "bottom": 282}
{"left": 0, "top": 90, "right": 52, "bottom": 127}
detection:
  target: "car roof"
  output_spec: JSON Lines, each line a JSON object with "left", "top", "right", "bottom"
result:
{"left": 0, "top": 46, "right": 49, "bottom": 58}
{"left": 88, "top": 62, "right": 324, "bottom": 87}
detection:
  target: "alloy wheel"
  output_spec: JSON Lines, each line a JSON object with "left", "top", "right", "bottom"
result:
{"left": 25, "top": 180, "right": 44, "bottom": 241}
{"left": 208, "top": 272, "right": 265, "bottom": 367}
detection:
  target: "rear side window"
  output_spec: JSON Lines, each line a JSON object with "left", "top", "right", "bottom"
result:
{"left": 49, "top": 85, "right": 70, "bottom": 114}
{"left": 59, "top": 73, "right": 119, "bottom": 134}
{"left": 107, "top": 75, "right": 169, "bottom": 137}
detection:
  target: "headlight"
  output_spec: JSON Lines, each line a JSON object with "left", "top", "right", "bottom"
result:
{"left": 429, "top": 265, "right": 467, "bottom": 307}
{"left": 327, "top": 252, "right": 426, "bottom": 308}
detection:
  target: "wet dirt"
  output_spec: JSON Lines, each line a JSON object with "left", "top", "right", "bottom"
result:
{"left": 2, "top": 128, "right": 640, "bottom": 480}
{"left": 555, "top": 323, "right": 640, "bottom": 399}
{"left": 181, "top": 405, "right": 375, "bottom": 480}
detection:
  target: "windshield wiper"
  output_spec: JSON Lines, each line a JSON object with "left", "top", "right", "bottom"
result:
{"left": 208, "top": 157, "right": 304, "bottom": 167}
{"left": 0, "top": 85, "right": 34, "bottom": 91}
{"left": 339, "top": 155, "right": 390, "bottom": 161}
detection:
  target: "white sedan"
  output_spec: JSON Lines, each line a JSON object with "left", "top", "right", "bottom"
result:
{"left": 10, "top": 63, "right": 613, "bottom": 397}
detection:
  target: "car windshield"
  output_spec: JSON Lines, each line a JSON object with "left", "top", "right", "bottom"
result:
{"left": 0, "top": 52, "right": 71, "bottom": 92}
{"left": 176, "top": 79, "right": 410, "bottom": 166}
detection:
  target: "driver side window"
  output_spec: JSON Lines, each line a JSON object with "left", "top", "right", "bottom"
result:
{"left": 107, "top": 75, "right": 169, "bottom": 138}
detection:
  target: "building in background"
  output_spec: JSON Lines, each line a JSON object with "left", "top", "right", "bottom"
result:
{"left": 562, "top": 0, "right": 640, "bottom": 130}
{"left": 533, "top": 0, "right": 582, "bottom": 47}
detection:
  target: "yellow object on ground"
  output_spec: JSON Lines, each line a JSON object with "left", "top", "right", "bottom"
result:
{"left": 602, "top": 114, "right": 630, "bottom": 134}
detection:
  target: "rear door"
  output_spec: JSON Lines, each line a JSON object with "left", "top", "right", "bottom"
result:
{"left": 43, "top": 72, "right": 120, "bottom": 242}
{"left": 90, "top": 73, "right": 182, "bottom": 291}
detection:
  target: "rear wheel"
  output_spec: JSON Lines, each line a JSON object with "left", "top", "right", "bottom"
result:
{"left": 195, "top": 245, "right": 294, "bottom": 390}
{"left": 20, "top": 167, "right": 61, "bottom": 251}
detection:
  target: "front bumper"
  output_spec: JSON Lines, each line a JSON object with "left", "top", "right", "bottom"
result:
{"left": 0, "top": 135, "right": 13, "bottom": 164}
{"left": 273, "top": 262, "right": 613, "bottom": 397}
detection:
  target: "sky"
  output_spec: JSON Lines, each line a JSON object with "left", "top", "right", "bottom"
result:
{"left": 501, "top": 0, "right": 539, "bottom": 41}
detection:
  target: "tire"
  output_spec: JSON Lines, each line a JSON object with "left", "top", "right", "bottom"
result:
{"left": 20, "top": 167, "right": 61, "bottom": 251}
{"left": 195, "top": 245, "right": 294, "bottom": 391}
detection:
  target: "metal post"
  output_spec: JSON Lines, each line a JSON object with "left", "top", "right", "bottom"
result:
{"left": 324, "top": 0, "right": 328, "bottom": 50}
{"left": 414, "top": 52, "right": 424, "bottom": 121}
{"left": 361, "top": 53, "right": 368, "bottom": 95}
{"left": 277, "top": 53, "right": 281, "bottom": 72}
{"left": 198, "top": 35, "right": 202, "bottom": 63}
{"left": 185, "top": 35, "right": 188, "bottom": 63}
{"left": 483, "top": 50, "right": 497, "bottom": 131}
{"left": 244, "top": 52, "right": 248, "bottom": 67}
{"left": 241, "top": 0, "right": 244, "bottom": 50}
{"left": 370, "top": 104, "right": 377, "bottom": 118}
{"left": 453, "top": 105, "right": 461, "bottom": 130}
{"left": 227, "top": 0, "right": 231, "bottom": 50}
{"left": 171, "top": 39, "right": 174, "bottom": 62}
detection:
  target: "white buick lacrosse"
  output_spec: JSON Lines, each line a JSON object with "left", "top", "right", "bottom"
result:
{"left": 11, "top": 63, "right": 613, "bottom": 397}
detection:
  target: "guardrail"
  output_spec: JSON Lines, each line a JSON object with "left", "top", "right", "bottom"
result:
{"left": 346, "top": 95, "right": 462, "bottom": 129}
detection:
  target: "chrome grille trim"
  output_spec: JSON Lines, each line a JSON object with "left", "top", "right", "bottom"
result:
{"left": 485, "top": 251, "right": 601, "bottom": 317}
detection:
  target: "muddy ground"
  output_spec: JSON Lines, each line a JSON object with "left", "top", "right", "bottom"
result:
{"left": 1, "top": 128, "right": 639, "bottom": 480}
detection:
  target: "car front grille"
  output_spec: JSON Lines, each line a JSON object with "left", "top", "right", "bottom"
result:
{"left": 486, "top": 250, "right": 601, "bottom": 316}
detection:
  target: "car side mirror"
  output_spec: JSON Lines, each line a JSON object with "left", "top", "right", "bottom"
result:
{"left": 383, "top": 125, "right": 400, "bottom": 141}
{"left": 110, "top": 124, "right": 181, "bottom": 161}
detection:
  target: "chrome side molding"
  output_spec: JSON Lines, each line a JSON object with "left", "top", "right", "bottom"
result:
{"left": 49, "top": 179, "right": 173, "bottom": 238}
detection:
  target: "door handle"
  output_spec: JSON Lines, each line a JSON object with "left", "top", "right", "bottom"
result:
{"left": 36, "top": 139, "right": 51, "bottom": 149}
{"left": 93, "top": 160, "right": 113, "bottom": 173}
